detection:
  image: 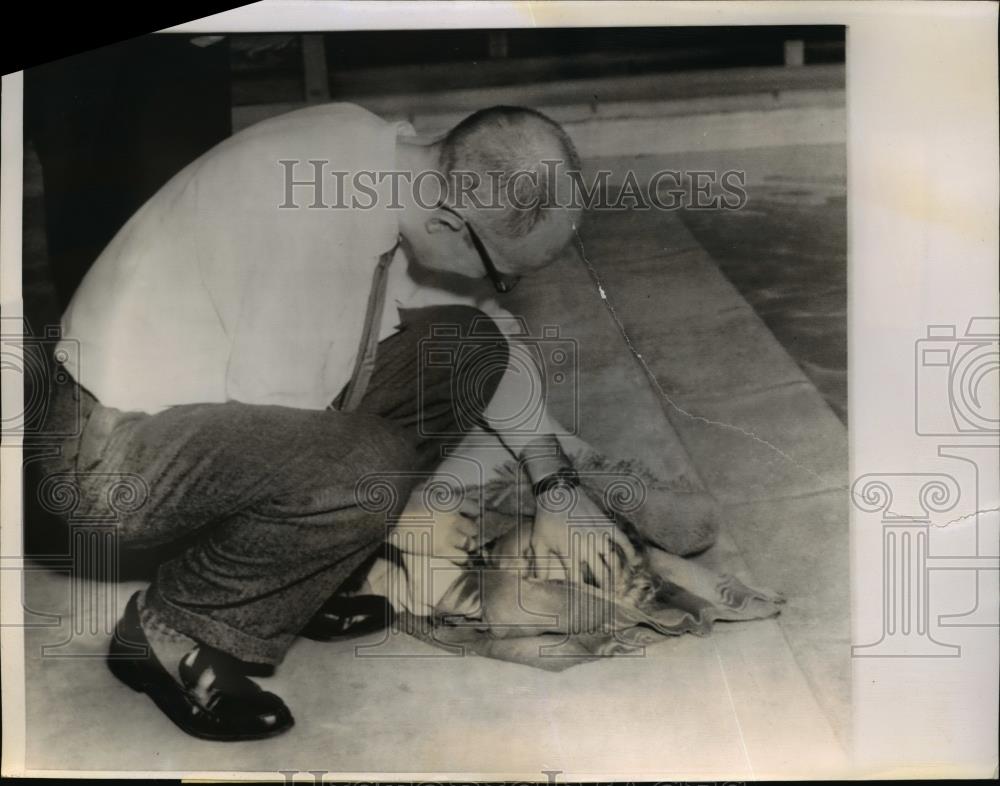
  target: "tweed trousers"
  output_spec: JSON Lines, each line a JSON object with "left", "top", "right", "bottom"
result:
{"left": 36, "top": 305, "right": 508, "bottom": 664}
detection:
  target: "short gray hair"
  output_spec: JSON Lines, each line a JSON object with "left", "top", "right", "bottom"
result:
{"left": 440, "top": 106, "right": 581, "bottom": 239}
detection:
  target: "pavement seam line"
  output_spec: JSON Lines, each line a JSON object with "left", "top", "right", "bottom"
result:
{"left": 572, "top": 228, "right": 841, "bottom": 489}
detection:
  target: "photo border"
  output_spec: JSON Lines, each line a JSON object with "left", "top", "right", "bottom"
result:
{"left": 2, "top": 1, "right": 997, "bottom": 779}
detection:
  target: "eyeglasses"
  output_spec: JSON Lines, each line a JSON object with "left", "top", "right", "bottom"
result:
{"left": 438, "top": 204, "right": 520, "bottom": 294}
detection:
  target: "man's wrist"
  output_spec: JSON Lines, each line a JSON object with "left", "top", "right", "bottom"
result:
{"left": 519, "top": 434, "right": 574, "bottom": 487}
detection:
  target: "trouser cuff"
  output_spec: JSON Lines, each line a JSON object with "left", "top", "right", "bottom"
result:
{"left": 143, "top": 583, "right": 292, "bottom": 666}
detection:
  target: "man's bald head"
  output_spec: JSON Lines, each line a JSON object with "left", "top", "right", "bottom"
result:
{"left": 440, "top": 106, "right": 582, "bottom": 269}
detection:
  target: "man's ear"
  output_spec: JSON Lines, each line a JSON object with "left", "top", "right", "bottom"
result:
{"left": 424, "top": 208, "right": 465, "bottom": 235}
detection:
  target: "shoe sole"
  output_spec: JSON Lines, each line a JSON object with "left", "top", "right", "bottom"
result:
{"left": 299, "top": 616, "right": 389, "bottom": 642}
{"left": 300, "top": 595, "right": 394, "bottom": 642}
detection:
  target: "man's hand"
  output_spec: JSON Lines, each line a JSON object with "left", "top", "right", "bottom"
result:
{"left": 528, "top": 484, "right": 638, "bottom": 590}
{"left": 393, "top": 486, "right": 483, "bottom": 562}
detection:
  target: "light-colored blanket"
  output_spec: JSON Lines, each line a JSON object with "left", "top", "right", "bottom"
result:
{"left": 364, "top": 453, "right": 784, "bottom": 671}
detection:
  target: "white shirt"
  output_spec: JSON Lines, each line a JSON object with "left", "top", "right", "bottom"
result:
{"left": 58, "top": 103, "right": 504, "bottom": 415}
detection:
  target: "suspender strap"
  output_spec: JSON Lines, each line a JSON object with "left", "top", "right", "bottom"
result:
{"left": 337, "top": 242, "right": 398, "bottom": 412}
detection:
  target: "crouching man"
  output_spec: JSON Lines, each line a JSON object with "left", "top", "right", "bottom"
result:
{"left": 39, "top": 104, "right": 641, "bottom": 741}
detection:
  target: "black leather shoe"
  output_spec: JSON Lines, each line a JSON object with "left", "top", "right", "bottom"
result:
{"left": 300, "top": 594, "right": 395, "bottom": 641}
{"left": 108, "top": 592, "right": 294, "bottom": 741}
